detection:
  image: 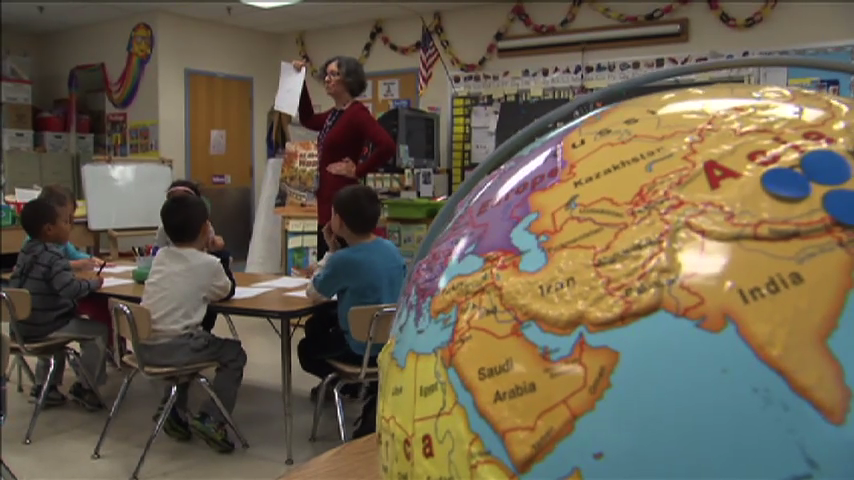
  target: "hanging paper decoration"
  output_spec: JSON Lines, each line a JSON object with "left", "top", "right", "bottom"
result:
{"left": 587, "top": 1, "right": 689, "bottom": 23}
{"left": 707, "top": 0, "right": 777, "bottom": 29}
{"left": 511, "top": 0, "right": 583, "bottom": 33}
{"left": 66, "top": 23, "right": 154, "bottom": 130}
{"left": 297, "top": 1, "right": 780, "bottom": 73}
{"left": 298, "top": 21, "right": 380, "bottom": 77}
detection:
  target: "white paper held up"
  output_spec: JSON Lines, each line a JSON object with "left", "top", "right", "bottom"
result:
{"left": 274, "top": 62, "right": 306, "bottom": 116}
{"left": 231, "top": 287, "right": 275, "bottom": 300}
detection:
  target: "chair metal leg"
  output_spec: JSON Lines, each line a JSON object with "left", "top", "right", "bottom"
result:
{"left": 92, "top": 370, "right": 137, "bottom": 460}
{"left": 309, "top": 373, "right": 338, "bottom": 442}
{"left": 331, "top": 381, "right": 349, "bottom": 443}
{"left": 222, "top": 314, "right": 240, "bottom": 340}
{"left": 1, "top": 459, "right": 19, "bottom": 480}
{"left": 23, "top": 355, "right": 57, "bottom": 445}
{"left": 265, "top": 318, "right": 281, "bottom": 338}
{"left": 130, "top": 383, "right": 178, "bottom": 480}
{"left": 65, "top": 349, "right": 106, "bottom": 408}
{"left": 14, "top": 359, "right": 22, "bottom": 393}
{"left": 195, "top": 376, "right": 249, "bottom": 449}
{"left": 13, "top": 357, "right": 36, "bottom": 392}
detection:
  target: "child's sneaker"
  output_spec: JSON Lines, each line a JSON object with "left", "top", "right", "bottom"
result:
{"left": 153, "top": 406, "right": 192, "bottom": 442}
{"left": 29, "top": 385, "right": 67, "bottom": 408}
{"left": 68, "top": 382, "right": 104, "bottom": 411}
{"left": 190, "top": 413, "right": 235, "bottom": 453}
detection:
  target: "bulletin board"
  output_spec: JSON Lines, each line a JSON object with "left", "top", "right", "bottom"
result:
{"left": 359, "top": 70, "right": 419, "bottom": 117}
{"left": 448, "top": 79, "right": 743, "bottom": 193}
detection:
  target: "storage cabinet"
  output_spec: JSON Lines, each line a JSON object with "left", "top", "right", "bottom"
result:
{"left": 3, "top": 150, "right": 80, "bottom": 196}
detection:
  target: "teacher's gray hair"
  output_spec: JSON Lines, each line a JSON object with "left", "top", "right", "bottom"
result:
{"left": 318, "top": 56, "right": 368, "bottom": 98}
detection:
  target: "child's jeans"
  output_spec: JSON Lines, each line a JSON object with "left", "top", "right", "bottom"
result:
{"left": 34, "top": 317, "right": 108, "bottom": 389}
{"left": 137, "top": 331, "right": 246, "bottom": 422}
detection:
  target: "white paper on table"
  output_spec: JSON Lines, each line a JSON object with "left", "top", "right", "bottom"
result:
{"left": 250, "top": 276, "right": 310, "bottom": 289}
{"left": 99, "top": 265, "right": 136, "bottom": 274}
{"left": 231, "top": 287, "right": 274, "bottom": 300}
{"left": 274, "top": 62, "right": 306, "bottom": 116}
{"left": 101, "top": 277, "right": 134, "bottom": 288}
{"left": 285, "top": 290, "right": 337, "bottom": 300}
{"left": 471, "top": 127, "right": 496, "bottom": 164}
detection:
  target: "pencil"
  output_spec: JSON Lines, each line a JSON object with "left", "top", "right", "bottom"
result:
{"left": 96, "top": 259, "right": 107, "bottom": 276}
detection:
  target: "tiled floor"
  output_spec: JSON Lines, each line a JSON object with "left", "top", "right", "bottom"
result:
{"left": 2, "top": 318, "right": 357, "bottom": 479}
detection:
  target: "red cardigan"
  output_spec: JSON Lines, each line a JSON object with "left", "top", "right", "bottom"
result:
{"left": 298, "top": 85, "right": 395, "bottom": 225}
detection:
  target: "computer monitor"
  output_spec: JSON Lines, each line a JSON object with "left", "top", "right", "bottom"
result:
{"left": 377, "top": 108, "right": 440, "bottom": 169}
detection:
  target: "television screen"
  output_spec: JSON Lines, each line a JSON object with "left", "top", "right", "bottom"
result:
{"left": 403, "top": 113, "right": 437, "bottom": 167}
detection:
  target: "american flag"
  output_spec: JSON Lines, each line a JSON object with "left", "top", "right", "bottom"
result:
{"left": 419, "top": 25, "right": 439, "bottom": 93}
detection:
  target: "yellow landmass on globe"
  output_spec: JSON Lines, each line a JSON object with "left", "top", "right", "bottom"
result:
{"left": 441, "top": 294, "right": 619, "bottom": 473}
{"left": 661, "top": 231, "right": 854, "bottom": 425}
{"left": 378, "top": 345, "right": 514, "bottom": 479}
{"left": 486, "top": 85, "right": 854, "bottom": 426}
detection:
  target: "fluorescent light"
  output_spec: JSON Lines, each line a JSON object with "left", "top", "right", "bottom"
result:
{"left": 240, "top": 0, "right": 302, "bottom": 9}
{"left": 498, "top": 23, "right": 683, "bottom": 50}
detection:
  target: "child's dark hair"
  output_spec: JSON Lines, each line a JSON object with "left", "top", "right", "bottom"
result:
{"left": 331, "top": 185, "right": 381, "bottom": 235}
{"left": 20, "top": 198, "right": 60, "bottom": 239}
{"left": 160, "top": 195, "right": 209, "bottom": 244}
{"left": 38, "top": 184, "right": 77, "bottom": 211}
{"left": 166, "top": 179, "right": 201, "bottom": 198}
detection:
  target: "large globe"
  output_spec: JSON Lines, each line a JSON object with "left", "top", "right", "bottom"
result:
{"left": 377, "top": 84, "right": 853, "bottom": 479}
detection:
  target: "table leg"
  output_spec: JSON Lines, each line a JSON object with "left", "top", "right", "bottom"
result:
{"left": 281, "top": 315, "right": 294, "bottom": 465}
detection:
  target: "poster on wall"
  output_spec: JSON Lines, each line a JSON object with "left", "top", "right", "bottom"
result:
{"left": 276, "top": 141, "right": 318, "bottom": 207}
{"left": 209, "top": 129, "right": 226, "bottom": 155}
{"left": 358, "top": 80, "right": 373, "bottom": 100}
{"left": 106, "top": 113, "right": 129, "bottom": 157}
{"left": 128, "top": 121, "right": 159, "bottom": 157}
{"left": 379, "top": 79, "right": 399, "bottom": 99}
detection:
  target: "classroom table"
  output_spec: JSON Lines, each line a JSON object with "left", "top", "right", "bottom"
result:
{"left": 2, "top": 267, "right": 319, "bottom": 465}
{"left": 279, "top": 434, "right": 380, "bottom": 479}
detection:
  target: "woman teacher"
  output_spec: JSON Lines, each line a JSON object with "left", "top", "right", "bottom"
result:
{"left": 292, "top": 56, "right": 395, "bottom": 260}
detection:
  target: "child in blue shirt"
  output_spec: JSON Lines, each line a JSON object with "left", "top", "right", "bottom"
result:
{"left": 23, "top": 185, "right": 106, "bottom": 269}
{"left": 297, "top": 185, "right": 405, "bottom": 402}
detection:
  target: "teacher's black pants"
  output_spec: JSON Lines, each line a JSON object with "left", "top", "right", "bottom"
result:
{"left": 316, "top": 224, "right": 348, "bottom": 261}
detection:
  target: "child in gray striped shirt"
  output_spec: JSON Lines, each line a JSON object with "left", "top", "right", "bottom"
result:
{"left": 9, "top": 198, "right": 108, "bottom": 410}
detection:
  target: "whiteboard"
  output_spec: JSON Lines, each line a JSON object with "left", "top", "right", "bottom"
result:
{"left": 82, "top": 162, "right": 173, "bottom": 230}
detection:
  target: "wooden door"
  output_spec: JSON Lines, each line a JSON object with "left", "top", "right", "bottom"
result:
{"left": 186, "top": 72, "right": 253, "bottom": 187}
{"left": 359, "top": 70, "right": 418, "bottom": 117}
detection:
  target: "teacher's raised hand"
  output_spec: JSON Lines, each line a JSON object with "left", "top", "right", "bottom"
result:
{"left": 327, "top": 158, "right": 357, "bottom": 178}
{"left": 291, "top": 59, "right": 306, "bottom": 71}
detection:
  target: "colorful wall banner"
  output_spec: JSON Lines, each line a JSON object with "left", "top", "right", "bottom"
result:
{"left": 67, "top": 22, "right": 155, "bottom": 130}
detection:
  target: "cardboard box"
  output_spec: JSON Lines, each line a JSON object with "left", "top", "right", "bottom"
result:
{"left": 76, "top": 134, "right": 94, "bottom": 155}
{"left": 2, "top": 129, "right": 33, "bottom": 152}
{"left": 1, "top": 80, "right": 32, "bottom": 104}
{"left": 35, "top": 132, "right": 70, "bottom": 153}
{"left": 1, "top": 103, "right": 32, "bottom": 130}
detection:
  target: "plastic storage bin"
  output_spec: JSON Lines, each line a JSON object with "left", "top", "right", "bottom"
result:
{"left": 383, "top": 198, "right": 447, "bottom": 220}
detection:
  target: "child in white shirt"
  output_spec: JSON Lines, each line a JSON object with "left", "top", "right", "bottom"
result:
{"left": 139, "top": 194, "right": 244, "bottom": 454}
{"left": 153, "top": 180, "right": 227, "bottom": 334}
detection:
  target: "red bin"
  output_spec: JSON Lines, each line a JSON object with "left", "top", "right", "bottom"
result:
{"left": 76, "top": 114, "right": 91, "bottom": 133}
{"left": 35, "top": 112, "right": 65, "bottom": 132}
